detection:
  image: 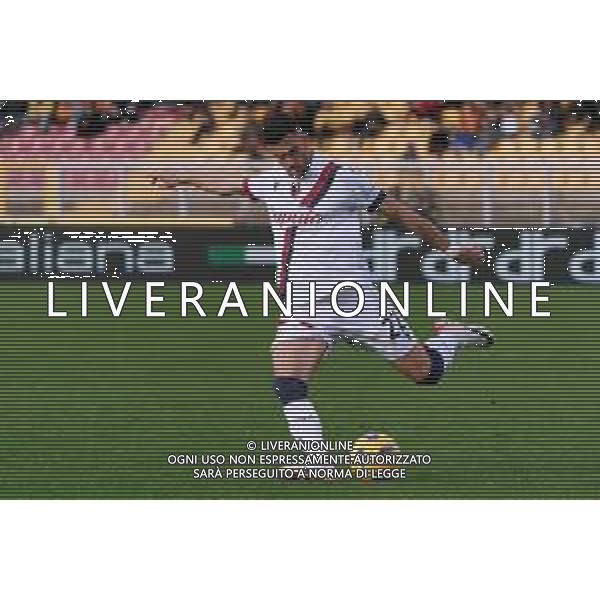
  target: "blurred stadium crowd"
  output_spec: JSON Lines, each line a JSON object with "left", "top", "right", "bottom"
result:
{"left": 2, "top": 100, "right": 600, "bottom": 157}
{"left": 0, "top": 100, "right": 598, "bottom": 227}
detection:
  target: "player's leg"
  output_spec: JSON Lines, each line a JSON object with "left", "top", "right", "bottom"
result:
{"left": 335, "top": 288, "right": 493, "bottom": 385}
{"left": 271, "top": 323, "right": 329, "bottom": 442}
{"left": 393, "top": 320, "right": 494, "bottom": 384}
{"left": 392, "top": 344, "right": 436, "bottom": 382}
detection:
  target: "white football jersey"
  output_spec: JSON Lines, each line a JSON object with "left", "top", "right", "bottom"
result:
{"left": 244, "top": 153, "right": 384, "bottom": 307}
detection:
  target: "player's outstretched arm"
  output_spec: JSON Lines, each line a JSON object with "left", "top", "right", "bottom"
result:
{"left": 380, "top": 190, "right": 449, "bottom": 251}
{"left": 151, "top": 172, "right": 244, "bottom": 197}
{"left": 379, "top": 189, "right": 485, "bottom": 266}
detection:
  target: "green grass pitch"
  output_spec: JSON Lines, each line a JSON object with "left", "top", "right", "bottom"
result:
{"left": 0, "top": 282, "right": 598, "bottom": 499}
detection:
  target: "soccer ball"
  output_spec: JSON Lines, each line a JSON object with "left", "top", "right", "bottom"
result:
{"left": 350, "top": 432, "right": 400, "bottom": 481}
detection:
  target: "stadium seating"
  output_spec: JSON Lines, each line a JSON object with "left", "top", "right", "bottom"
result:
{"left": 0, "top": 100, "right": 599, "bottom": 226}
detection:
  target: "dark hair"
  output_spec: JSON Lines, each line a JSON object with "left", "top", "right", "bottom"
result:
{"left": 261, "top": 112, "right": 300, "bottom": 146}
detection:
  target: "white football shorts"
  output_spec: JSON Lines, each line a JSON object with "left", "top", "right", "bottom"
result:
{"left": 273, "top": 284, "right": 417, "bottom": 360}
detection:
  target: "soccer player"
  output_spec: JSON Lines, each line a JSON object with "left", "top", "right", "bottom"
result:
{"left": 154, "top": 113, "right": 493, "bottom": 447}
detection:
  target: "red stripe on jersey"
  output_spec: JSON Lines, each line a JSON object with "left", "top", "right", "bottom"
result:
{"left": 242, "top": 177, "right": 261, "bottom": 203}
{"left": 301, "top": 162, "right": 339, "bottom": 208}
{"left": 278, "top": 225, "right": 298, "bottom": 295}
{"left": 367, "top": 189, "right": 386, "bottom": 213}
